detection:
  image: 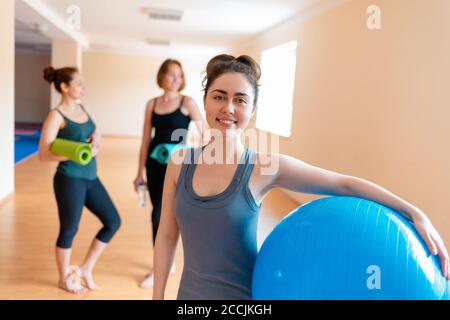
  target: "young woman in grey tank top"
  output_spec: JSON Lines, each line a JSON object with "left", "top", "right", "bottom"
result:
{"left": 152, "top": 55, "right": 449, "bottom": 299}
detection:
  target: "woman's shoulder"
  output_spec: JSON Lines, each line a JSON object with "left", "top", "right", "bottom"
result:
{"left": 249, "top": 150, "right": 284, "bottom": 179}
{"left": 42, "top": 107, "right": 66, "bottom": 131}
{"left": 182, "top": 95, "right": 197, "bottom": 107}
{"left": 182, "top": 95, "right": 195, "bottom": 102}
{"left": 48, "top": 106, "right": 65, "bottom": 120}
{"left": 250, "top": 150, "right": 280, "bottom": 164}
{"left": 166, "top": 146, "right": 198, "bottom": 184}
{"left": 145, "top": 96, "right": 161, "bottom": 114}
{"left": 146, "top": 96, "right": 158, "bottom": 107}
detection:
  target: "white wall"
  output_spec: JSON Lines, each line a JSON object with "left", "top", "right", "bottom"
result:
{"left": 50, "top": 39, "right": 83, "bottom": 108}
{"left": 0, "top": 0, "right": 15, "bottom": 201}
{"left": 82, "top": 51, "right": 211, "bottom": 137}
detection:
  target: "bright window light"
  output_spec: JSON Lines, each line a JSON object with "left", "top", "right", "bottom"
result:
{"left": 256, "top": 41, "right": 297, "bottom": 137}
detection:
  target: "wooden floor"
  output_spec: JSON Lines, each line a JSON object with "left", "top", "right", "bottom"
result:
{"left": 0, "top": 137, "right": 299, "bottom": 300}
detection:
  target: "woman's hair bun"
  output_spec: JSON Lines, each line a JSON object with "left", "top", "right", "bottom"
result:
{"left": 236, "top": 55, "right": 261, "bottom": 80}
{"left": 43, "top": 66, "right": 56, "bottom": 83}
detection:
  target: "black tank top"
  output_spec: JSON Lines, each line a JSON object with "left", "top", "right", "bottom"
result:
{"left": 147, "top": 96, "right": 191, "bottom": 160}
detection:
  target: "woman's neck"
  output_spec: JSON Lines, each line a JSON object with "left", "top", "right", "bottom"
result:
{"left": 59, "top": 96, "right": 79, "bottom": 111}
{"left": 161, "top": 90, "right": 180, "bottom": 103}
{"left": 205, "top": 133, "right": 245, "bottom": 164}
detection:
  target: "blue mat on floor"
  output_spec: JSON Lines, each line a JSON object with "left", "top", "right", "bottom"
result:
{"left": 15, "top": 130, "right": 41, "bottom": 164}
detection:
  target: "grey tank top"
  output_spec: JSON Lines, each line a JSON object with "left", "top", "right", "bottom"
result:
{"left": 175, "top": 147, "right": 262, "bottom": 300}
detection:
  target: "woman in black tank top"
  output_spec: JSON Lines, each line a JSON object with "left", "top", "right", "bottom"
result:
{"left": 134, "top": 59, "right": 208, "bottom": 288}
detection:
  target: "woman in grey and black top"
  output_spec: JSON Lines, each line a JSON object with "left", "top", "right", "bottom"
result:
{"left": 152, "top": 55, "right": 449, "bottom": 300}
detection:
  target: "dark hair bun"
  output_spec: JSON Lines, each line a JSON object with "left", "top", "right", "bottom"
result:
{"left": 205, "top": 54, "right": 261, "bottom": 82}
{"left": 43, "top": 66, "right": 56, "bottom": 83}
{"left": 236, "top": 55, "right": 261, "bottom": 80}
{"left": 206, "top": 54, "right": 234, "bottom": 75}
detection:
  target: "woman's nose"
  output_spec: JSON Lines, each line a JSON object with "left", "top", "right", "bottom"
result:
{"left": 222, "top": 99, "right": 235, "bottom": 114}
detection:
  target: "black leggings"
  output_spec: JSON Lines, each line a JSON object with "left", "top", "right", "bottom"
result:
{"left": 53, "top": 172, "right": 121, "bottom": 249}
{"left": 146, "top": 159, "right": 168, "bottom": 244}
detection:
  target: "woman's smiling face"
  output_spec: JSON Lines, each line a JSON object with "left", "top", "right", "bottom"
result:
{"left": 204, "top": 72, "right": 255, "bottom": 135}
{"left": 162, "top": 63, "right": 183, "bottom": 92}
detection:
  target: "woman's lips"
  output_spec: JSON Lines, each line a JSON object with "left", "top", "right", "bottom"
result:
{"left": 216, "top": 118, "right": 237, "bottom": 128}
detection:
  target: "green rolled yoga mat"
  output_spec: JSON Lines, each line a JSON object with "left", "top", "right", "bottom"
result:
{"left": 50, "top": 138, "right": 92, "bottom": 165}
{"left": 150, "top": 143, "right": 189, "bottom": 164}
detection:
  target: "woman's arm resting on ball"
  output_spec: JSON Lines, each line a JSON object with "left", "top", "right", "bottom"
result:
{"left": 271, "top": 153, "right": 449, "bottom": 279}
{"left": 152, "top": 155, "right": 180, "bottom": 300}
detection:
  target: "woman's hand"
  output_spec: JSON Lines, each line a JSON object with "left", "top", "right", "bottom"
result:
{"left": 87, "top": 133, "right": 100, "bottom": 157}
{"left": 412, "top": 211, "right": 449, "bottom": 280}
{"left": 133, "top": 174, "right": 145, "bottom": 193}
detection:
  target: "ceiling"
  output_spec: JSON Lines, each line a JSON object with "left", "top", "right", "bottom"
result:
{"left": 15, "top": 0, "right": 327, "bottom": 55}
{"left": 15, "top": 19, "right": 52, "bottom": 53}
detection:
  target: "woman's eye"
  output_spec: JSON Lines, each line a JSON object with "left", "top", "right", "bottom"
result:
{"left": 214, "top": 95, "right": 225, "bottom": 101}
{"left": 237, "top": 98, "right": 247, "bottom": 105}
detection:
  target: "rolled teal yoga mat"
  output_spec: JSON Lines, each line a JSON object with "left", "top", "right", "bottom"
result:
{"left": 50, "top": 138, "right": 92, "bottom": 165}
{"left": 150, "top": 143, "right": 189, "bottom": 164}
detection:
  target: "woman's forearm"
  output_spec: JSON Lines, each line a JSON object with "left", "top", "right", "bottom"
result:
{"left": 343, "top": 176, "right": 449, "bottom": 278}
{"left": 152, "top": 234, "right": 178, "bottom": 300}
{"left": 39, "top": 149, "right": 68, "bottom": 162}
{"left": 342, "top": 176, "right": 423, "bottom": 222}
{"left": 137, "top": 140, "right": 150, "bottom": 176}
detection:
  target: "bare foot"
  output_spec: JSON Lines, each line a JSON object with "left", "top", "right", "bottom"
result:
{"left": 58, "top": 266, "right": 87, "bottom": 294}
{"left": 80, "top": 267, "right": 100, "bottom": 290}
{"left": 58, "top": 280, "right": 87, "bottom": 294}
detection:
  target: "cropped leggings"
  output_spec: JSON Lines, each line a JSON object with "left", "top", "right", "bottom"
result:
{"left": 146, "top": 158, "right": 168, "bottom": 244}
{"left": 53, "top": 172, "right": 121, "bottom": 249}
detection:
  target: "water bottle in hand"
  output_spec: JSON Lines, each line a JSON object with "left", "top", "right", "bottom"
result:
{"left": 138, "top": 182, "right": 147, "bottom": 207}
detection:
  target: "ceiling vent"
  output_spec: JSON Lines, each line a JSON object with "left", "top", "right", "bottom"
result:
{"left": 140, "top": 7, "right": 183, "bottom": 21}
{"left": 16, "top": 20, "right": 48, "bottom": 35}
{"left": 145, "top": 38, "right": 171, "bottom": 46}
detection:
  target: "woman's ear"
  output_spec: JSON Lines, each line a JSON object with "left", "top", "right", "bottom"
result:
{"left": 60, "top": 82, "right": 69, "bottom": 94}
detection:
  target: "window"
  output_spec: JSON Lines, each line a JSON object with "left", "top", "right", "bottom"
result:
{"left": 256, "top": 41, "right": 297, "bottom": 137}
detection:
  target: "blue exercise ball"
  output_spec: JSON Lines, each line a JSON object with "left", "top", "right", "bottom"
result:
{"left": 252, "top": 196, "right": 449, "bottom": 300}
